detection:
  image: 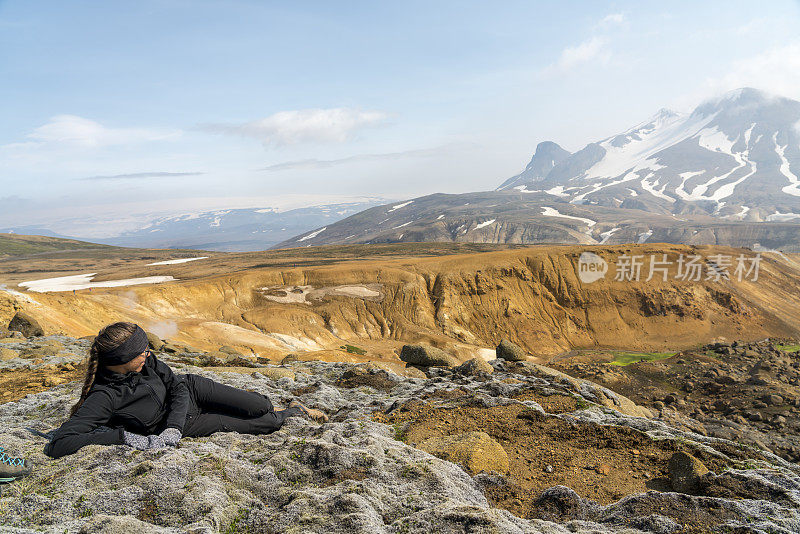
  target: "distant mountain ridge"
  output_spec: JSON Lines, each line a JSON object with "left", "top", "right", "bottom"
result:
{"left": 497, "top": 141, "right": 572, "bottom": 191}
{"left": 277, "top": 88, "right": 800, "bottom": 251}
{"left": 24, "top": 200, "right": 385, "bottom": 252}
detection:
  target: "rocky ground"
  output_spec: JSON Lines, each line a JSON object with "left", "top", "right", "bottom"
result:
{"left": 552, "top": 340, "right": 800, "bottom": 464}
{"left": 1, "top": 334, "right": 800, "bottom": 533}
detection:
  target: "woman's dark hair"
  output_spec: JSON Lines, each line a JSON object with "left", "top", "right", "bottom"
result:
{"left": 70, "top": 322, "right": 138, "bottom": 415}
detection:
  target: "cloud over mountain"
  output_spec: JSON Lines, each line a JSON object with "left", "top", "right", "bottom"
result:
{"left": 200, "top": 108, "right": 389, "bottom": 147}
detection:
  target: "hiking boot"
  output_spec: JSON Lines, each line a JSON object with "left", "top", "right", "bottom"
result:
{"left": 289, "top": 400, "right": 329, "bottom": 423}
{"left": 0, "top": 447, "right": 32, "bottom": 483}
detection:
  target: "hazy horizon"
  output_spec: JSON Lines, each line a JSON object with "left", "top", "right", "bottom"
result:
{"left": 2, "top": 0, "right": 800, "bottom": 237}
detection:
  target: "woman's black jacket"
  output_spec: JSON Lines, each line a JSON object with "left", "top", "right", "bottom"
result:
{"left": 44, "top": 354, "right": 190, "bottom": 459}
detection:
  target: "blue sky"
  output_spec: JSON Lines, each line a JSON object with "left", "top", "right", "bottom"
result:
{"left": 2, "top": 0, "right": 800, "bottom": 236}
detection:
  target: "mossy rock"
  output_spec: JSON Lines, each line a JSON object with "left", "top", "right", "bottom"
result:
{"left": 669, "top": 452, "right": 710, "bottom": 493}
{"left": 19, "top": 344, "right": 62, "bottom": 359}
{"left": 8, "top": 311, "right": 44, "bottom": 337}
{"left": 496, "top": 339, "right": 527, "bottom": 362}
{"left": 455, "top": 357, "right": 494, "bottom": 376}
{"left": 418, "top": 431, "right": 509, "bottom": 474}
{"left": 145, "top": 332, "right": 164, "bottom": 351}
{"left": 259, "top": 367, "right": 296, "bottom": 381}
{"left": 161, "top": 342, "right": 180, "bottom": 353}
{"left": 400, "top": 344, "right": 458, "bottom": 368}
{"left": 281, "top": 353, "right": 299, "bottom": 365}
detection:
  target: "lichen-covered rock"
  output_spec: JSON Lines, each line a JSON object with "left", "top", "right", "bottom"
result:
{"left": 161, "top": 342, "right": 179, "bottom": 353}
{"left": 0, "top": 335, "right": 88, "bottom": 372}
{"left": 280, "top": 353, "right": 299, "bottom": 364}
{"left": 254, "top": 367, "right": 296, "bottom": 381}
{"left": 218, "top": 345, "right": 242, "bottom": 356}
{"left": 400, "top": 344, "right": 458, "bottom": 367}
{"left": 669, "top": 451, "right": 710, "bottom": 493}
{"left": 1, "top": 335, "right": 799, "bottom": 533}
{"left": 419, "top": 431, "right": 509, "bottom": 474}
{"left": 496, "top": 339, "right": 527, "bottom": 361}
{"left": 145, "top": 332, "right": 164, "bottom": 351}
{"left": 19, "top": 341, "right": 63, "bottom": 359}
{"left": 8, "top": 310, "right": 44, "bottom": 337}
{"left": 455, "top": 357, "right": 494, "bottom": 376}
{"left": 78, "top": 513, "right": 170, "bottom": 533}
{"left": 205, "top": 350, "right": 237, "bottom": 362}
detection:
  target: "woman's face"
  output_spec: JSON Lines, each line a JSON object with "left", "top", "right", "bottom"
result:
{"left": 105, "top": 349, "right": 151, "bottom": 374}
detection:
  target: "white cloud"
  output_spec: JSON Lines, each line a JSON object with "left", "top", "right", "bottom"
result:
{"left": 699, "top": 43, "right": 800, "bottom": 100}
{"left": 259, "top": 144, "right": 469, "bottom": 172}
{"left": 81, "top": 171, "right": 204, "bottom": 181}
{"left": 598, "top": 13, "right": 625, "bottom": 28}
{"left": 200, "top": 108, "right": 389, "bottom": 147}
{"left": 543, "top": 36, "right": 610, "bottom": 76}
{"left": 26, "top": 114, "right": 180, "bottom": 148}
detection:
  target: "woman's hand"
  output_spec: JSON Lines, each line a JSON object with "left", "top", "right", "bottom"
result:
{"left": 122, "top": 431, "right": 150, "bottom": 450}
{"left": 147, "top": 434, "right": 168, "bottom": 449}
{"left": 159, "top": 428, "right": 182, "bottom": 447}
{"left": 123, "top": 430, "right": 176, "bottom": 450}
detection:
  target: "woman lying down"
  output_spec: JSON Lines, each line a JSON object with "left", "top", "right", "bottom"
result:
{"left": 45, "top": 322, "right": 327, "bottom": 459}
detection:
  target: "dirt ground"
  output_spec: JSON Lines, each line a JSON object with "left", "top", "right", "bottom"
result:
{"left": 0, "top": 366, "right": 84, "bottom": 404}
{"left": 549, "top": 340, "right": 800, "bottom": 462}
{"left": 374, "top": 387, "right": 740, "bottom": 531}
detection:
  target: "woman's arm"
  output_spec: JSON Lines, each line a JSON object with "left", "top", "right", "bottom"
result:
{"left": 150, "top": 355, "right": 190, "bottom": 432}
{"left": 44, "top": 390, "right": 124, "bottom": 459}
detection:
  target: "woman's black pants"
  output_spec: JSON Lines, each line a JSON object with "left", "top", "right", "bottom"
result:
{"left": 181, "top": 374, "right": 301, "bottom": 437}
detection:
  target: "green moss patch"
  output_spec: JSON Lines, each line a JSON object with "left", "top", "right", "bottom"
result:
{"left": 608, "top": 351, "right": 676, "bottom": 366}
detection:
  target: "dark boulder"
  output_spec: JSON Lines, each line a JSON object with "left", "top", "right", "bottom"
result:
{"left": 8, "top": 311, "right": 44, "bottom": 337}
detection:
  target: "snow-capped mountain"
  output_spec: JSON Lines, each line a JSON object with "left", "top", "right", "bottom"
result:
{"left": 89, "top": 200, "right": 387, "bottom": 251}
{"left": 498, "top": 88, "right": 800, "bottom": 222}
{"left": 496, "top": 141, "right": 572, "bottom": 191}
{"left": 277, "top": 89, "right": 800, "bottom": 252}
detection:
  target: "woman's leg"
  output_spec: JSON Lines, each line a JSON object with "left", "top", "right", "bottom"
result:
{"left": 182, "top": 407, "right": 304, "bottom": 438}
{"left": 185, "top": 374, "right": 274, "bottom": 418}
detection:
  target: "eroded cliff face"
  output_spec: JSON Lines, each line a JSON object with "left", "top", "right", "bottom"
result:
{"left": 7, "top": 244, "right": 800, "bottom": 361}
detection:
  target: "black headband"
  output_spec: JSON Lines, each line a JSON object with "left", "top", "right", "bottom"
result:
{"left": 98, "top": 325, "right": 149, "bottom": 366}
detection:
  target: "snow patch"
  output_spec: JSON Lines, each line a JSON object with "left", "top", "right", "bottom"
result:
{"left": 147, "top": 257, "right": 208, "bottom": 266}
{"left": 541, "top": 207, "right": 596, "bottom": 227}
{"left": 544, "top": 185, "right": 570, "bottom": 197}
{"left": 637, "top": 230, "right": 653, "bottom": 244}
{"left": 332, "top": 286, "right": 381, "bottom": 298}
{"left": 675, "top": 171, "right": 706, "bottom": 201}
{"left": 766, "top": 211, "right": 800, "bottom": 222}
{"left": 475, "top": 219, "right": 496, "bottom": 230}
{"left": 388, "top": 201, "right": 413, "bottom": 212}
{"left": 684, "top": 127, "right": 755, "bottom": 201}
{"left": 743, "top": 123, "right": 755, "bottom": 146}
{"left": 19, "top": 273, "right": 177, "bottom": 293}
{"left": 584, "top": 110, "right": 714, "bottom": 181}
{"left": 599, "top": 227, "right": 621, "bottom": 244}
{"left": 640, "top": 174, "right": 674, "bottom": 202}
{"left": 298, "top": 227, "right": 327, "bottom": 242}
{"left": 774, "top": 133, "right": 800, "bottom": 197}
